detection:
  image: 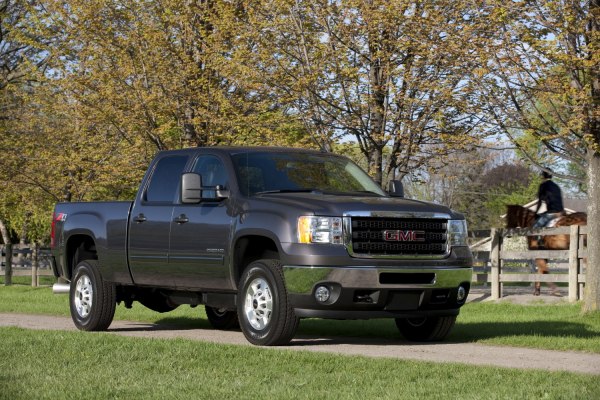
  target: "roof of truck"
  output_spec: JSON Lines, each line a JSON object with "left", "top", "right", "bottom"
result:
{"left": 159, "top": 146, "right": 328, "bottom": 155}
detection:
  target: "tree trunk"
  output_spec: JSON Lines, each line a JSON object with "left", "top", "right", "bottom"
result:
{"left": 583, "top": 0, "right": 600, "bottom": 312}
{"left": 368, "top": 147, "right": 383, "bottom": 186}
{"left": 584, "top": 151, "right": 600, "bottom": 312}
{"left": 0, "top": 218, "right": 9, "bottom": 245}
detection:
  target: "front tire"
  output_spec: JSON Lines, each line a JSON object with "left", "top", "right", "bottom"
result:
{"left": 237, "top": 259, "right": 298, "bottom": 346}
{"left": 70, "top": 260, "right": 116, "bottom": 331}
{"left": 395, "top": 315, "right": 456, "bottom": 341}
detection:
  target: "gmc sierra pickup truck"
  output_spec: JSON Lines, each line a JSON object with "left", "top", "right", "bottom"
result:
{"left": 50, "top": 147, "right": 472, "bottom": 345}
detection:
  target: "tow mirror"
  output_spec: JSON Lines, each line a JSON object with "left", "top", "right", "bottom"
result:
{"left": 388, "top": 180, "right": 404, "bottom": 198}
{"left": 181, "top": 173, "right": 202, "bottom": 204}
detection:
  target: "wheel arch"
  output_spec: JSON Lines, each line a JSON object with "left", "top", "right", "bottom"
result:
{"left": 231, "top": 233, "right": 281, "bottom": 288}
{"left": 65, "top": 234, "right": 97, "bottom": 280}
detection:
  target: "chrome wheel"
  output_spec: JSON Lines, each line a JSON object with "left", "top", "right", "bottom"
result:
{"left": 243, "top": 278, "right": 273, "bottom": 330}
{"left": 74, "top": 274, "right": 93, "bottom": 318}
{"left": 70, "top": 260, "right": 116, "bottom": 331}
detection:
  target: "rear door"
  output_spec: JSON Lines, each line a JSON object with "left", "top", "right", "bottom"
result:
{"left": 128, "top": 154, "right": 189, "bottom": 286}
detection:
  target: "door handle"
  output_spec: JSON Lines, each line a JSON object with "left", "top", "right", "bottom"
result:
{"left": 133, "top": 214, "right": 147, "bottom": 223}
{"left": 173, "top": 214, "right": 189, "bottom": 224}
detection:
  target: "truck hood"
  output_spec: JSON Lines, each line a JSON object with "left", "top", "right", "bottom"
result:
{"left": 250, "top": 192, "right": 462, "bottom": 219}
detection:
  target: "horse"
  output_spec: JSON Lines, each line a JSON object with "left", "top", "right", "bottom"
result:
{"left": 505, "top": 205, "right": 587, "bottom": 295}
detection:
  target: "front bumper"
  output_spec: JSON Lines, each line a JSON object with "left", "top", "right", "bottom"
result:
{"left": 283, "top": 265, "right": 472, "bottom": 319}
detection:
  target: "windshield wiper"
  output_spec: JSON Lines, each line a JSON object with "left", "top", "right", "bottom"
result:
{"left": 254, "top": 189, "right": 321, "bottom": 195}
{"left": 353, "top": 190, "right": 385, "bottom": 196}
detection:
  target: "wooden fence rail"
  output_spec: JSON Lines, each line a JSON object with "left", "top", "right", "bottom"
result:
{"left": 1, "top": 244, "right": 54, "bottom": 287}
{"left": 470, "top": 225, "right": 587, "bottom": 302}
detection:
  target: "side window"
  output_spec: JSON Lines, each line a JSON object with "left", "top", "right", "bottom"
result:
{"left": 193, "top": 155, "right": 228, "bottom": 198}
{"left": 145, "top": 155, "right": 188, "bottom": 203}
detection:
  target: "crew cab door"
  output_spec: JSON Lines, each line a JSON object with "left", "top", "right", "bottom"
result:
{"left": 169, "top": 154, "right": 233, "bottom": 289}
{"left": 128, "top": 154, "right": 190, "bottom": 286}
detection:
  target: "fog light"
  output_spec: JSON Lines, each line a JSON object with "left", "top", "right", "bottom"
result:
{"left": 457, "top": 286, "right": 467, "bottom": 302}
{"left": 315, "top": 286, "right": 330, "bottom": 303}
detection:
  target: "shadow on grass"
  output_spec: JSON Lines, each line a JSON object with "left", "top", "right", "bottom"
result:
{"left": 108, "top": 316, "right": 597, "bottom": 346}
{"left": 109, "top": 317, "right": 215, "bottom": 332}
{"left": 452, "top": 320, "right": 598, "bottom": 342}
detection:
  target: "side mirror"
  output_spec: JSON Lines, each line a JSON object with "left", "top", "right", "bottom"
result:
{"left": 388, "top": 180, "right": 404, "bottom": 197}
{"left": 181, "top": 173, "right": 202, "bottom": 204}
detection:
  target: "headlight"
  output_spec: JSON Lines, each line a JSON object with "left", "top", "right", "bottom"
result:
{"left": 297, "top": 216, "right": 343, "bottom": 244}
{"left": 448, "top": 219, "right": 468, "bottom": 246}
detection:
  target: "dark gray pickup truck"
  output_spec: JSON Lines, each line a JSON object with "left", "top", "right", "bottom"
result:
{"left": 50, "top": 147, "right": 472, "bottom": 345}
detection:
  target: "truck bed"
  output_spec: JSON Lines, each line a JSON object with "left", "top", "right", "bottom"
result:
{"left": 53, "top": 201, "right": 133, "bottom": 283}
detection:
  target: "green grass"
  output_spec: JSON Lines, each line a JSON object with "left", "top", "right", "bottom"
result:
{"left": 1, "top": 285, "right": 600, "bottom": 353}
{"left": 0, "top": 327, "right": 598, "bottom": 400}
{"left": 0, "top": 275, "right": 56, "bottom": 286}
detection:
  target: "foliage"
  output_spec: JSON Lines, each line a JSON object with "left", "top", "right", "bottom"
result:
{"left": 237, "top": 0, "right": 487, "bottom": 185}
{"left": 480, "top": 165, "right": 540, "bottom": 228}
{"left": 473, "top": 1, "right": 599, "bottom": 175}
{"left": 404, "top": 148, "right": 538, "bottom": 230}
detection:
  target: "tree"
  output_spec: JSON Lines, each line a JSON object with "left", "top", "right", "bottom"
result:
{"left": 473, "top": 1, "right": 600, "bottom": 312}
{"left": 404, "top": 148, "right": 538, "bottom": 231}
{"left": 30, "top": 0, "right": 308, "bottom": 152}
{"left": 0, "top": 0, "right": 50, "bottom": 243}
{"left": 238, "top": 0, "right": 486, "bottom": 186}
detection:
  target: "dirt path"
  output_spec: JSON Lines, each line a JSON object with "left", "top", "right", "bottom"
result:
{"left": 2, "top": 312, "right": 599, "bottom": 375}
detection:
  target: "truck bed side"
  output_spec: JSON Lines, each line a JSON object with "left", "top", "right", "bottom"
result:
{"left": 52, "top": 201, "right": 133, "bottom": 283}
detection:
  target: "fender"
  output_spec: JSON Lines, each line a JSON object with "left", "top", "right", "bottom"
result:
{"left": 62, "top": 205, "right": 132, "bottom": 284}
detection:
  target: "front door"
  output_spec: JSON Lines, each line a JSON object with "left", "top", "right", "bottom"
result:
{"left": 169, "top": 155, "right": 233, "bottom": 289}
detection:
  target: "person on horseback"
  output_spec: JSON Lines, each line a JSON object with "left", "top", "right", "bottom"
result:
{"left": 531, "top": 170, "right": 566, "bottom": 296}
{"left": 533, "top": 170, "right": 565, "bottom": 229}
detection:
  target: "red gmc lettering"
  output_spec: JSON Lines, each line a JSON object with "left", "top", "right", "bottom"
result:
{"left": 383, "top": 230, "right": 426, "bottom": 242}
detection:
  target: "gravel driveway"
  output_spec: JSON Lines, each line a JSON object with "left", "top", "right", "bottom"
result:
{"left": 1, "top": 312, "right": 599, "bottom": 375}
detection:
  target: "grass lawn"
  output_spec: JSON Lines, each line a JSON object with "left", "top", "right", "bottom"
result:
{"left": 1, "top": 284, "right": 599, "bottom": 399}
{"left": 0, "top": 327, "right": 598, "bottom": 400}
{"left": 1, "top": 284, "right": 599, "bottom": 353}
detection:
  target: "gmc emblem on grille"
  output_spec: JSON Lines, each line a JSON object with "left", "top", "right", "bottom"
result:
{"left": 383, "top": 230, "right": 426, "bottom": 242}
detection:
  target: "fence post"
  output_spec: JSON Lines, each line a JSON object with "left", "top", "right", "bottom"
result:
{"left": 568, "top": 225, "right": 580, "bottom": 302}
{"left": 579, "top": 232, "right": 585, "bottom": 298}
{"left": 490, "top": 228, "right": 501, "bottom": 300}
{"left": 4, "top": 243, "right": 12, "bottom": 286}
{"left": 32, "top": 242, "right": 39, "bottom": 287}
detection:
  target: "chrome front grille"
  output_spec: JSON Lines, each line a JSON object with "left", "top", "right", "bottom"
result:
{"left": 348, "top": 217, "right": 449, "bottom": 258}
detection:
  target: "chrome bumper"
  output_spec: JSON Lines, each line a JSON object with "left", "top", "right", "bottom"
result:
{"left": 283, "top": 265, "right": 473, "bottom": 295}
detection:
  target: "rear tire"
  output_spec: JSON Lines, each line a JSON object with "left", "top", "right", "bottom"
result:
{"left": 205, "top": 306, "right": 239, "bottom": 330}
{"left": 237, "top": 259, "right": 298, "bottom": 346}
{"left": 395, "top": 315, "right": 456, "bottom": 341}
{"left": 70, "top": 260, "right": 116, "bottom": 331}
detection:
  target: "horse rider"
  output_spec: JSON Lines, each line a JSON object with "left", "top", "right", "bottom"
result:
{"left": 532, "top": 170, "right": 565, "bottom": 296}
{"left": 533, "top": 170, "right": 565, "bottom": 230}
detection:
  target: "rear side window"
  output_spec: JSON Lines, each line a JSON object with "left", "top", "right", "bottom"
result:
{"left": 145, "top": 155, "right": 188, "bottom": 203}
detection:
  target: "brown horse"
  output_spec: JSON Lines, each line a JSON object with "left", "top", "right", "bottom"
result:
{"left": 505, "top": 205, "right": 587, "bottom": 295}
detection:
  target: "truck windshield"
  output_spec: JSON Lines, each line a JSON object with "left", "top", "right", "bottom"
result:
{"left": 231, "top": 152, "right": 387, "bottom": 197}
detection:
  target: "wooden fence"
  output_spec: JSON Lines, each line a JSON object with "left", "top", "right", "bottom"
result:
{"left": 1, "top": 243, "right": 55, "bottom": 287}
{"left": 470, "top": 225, "right": 587, "bottom": 302}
